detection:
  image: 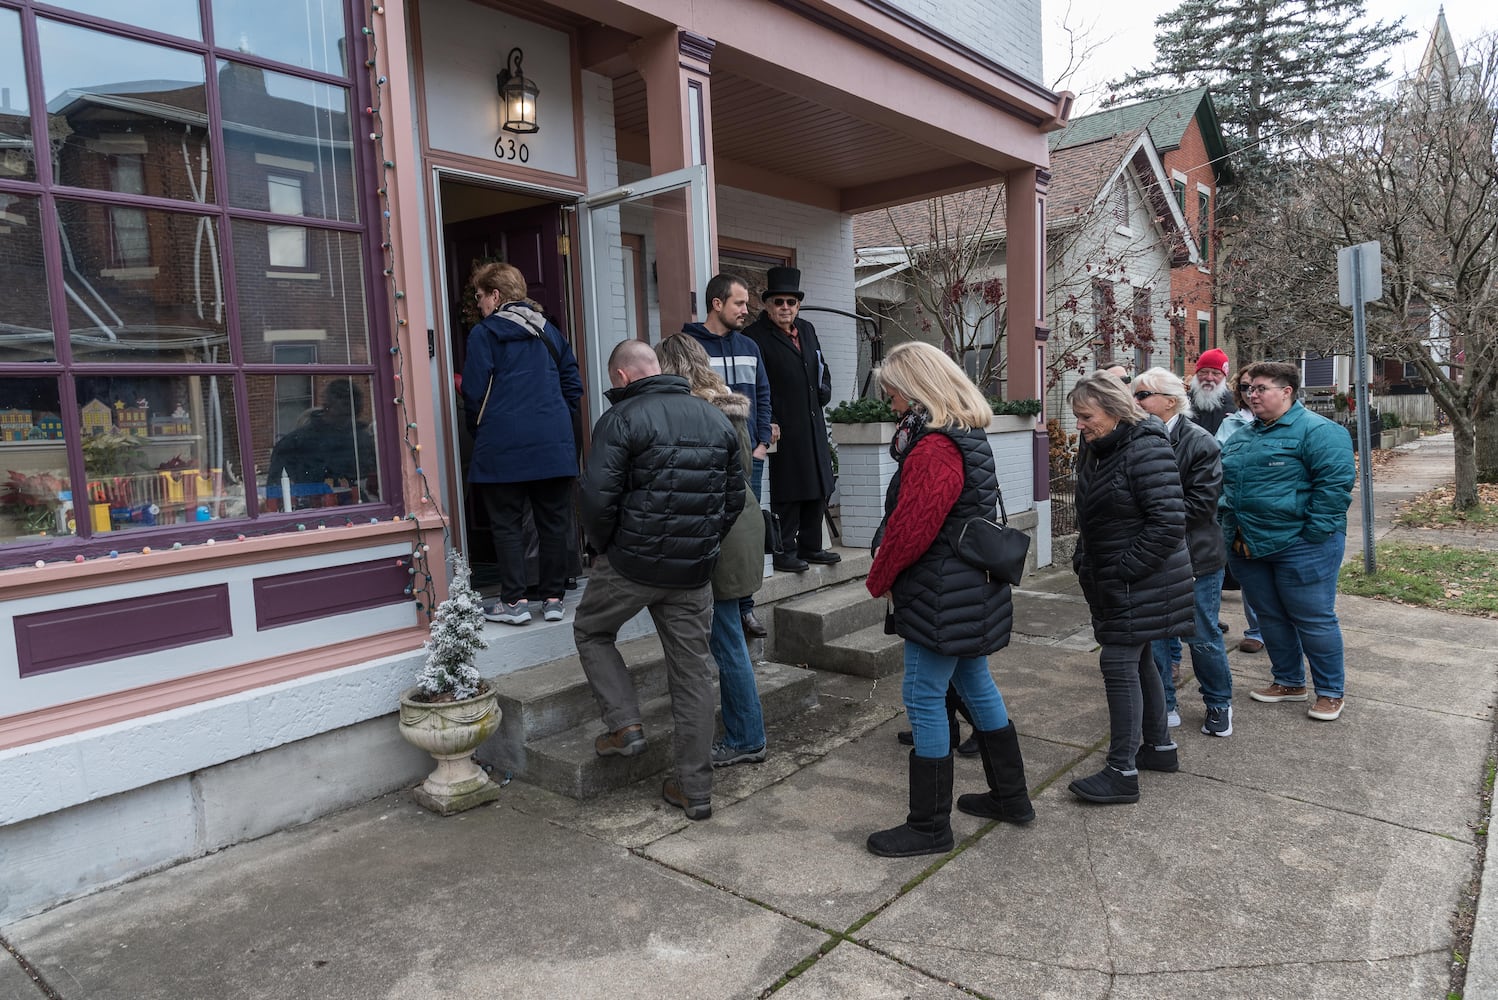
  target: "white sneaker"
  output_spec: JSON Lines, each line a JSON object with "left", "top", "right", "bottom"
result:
{"left": 1167, "top": 709, "right": 1181, "bottom": 728}
{"left": 484, "top": 600, "right": 531, "bottom": 625}
{"left": 542, "top": 599, "right": 564, "bottom": 622}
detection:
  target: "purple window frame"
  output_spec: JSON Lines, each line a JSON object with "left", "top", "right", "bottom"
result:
{"left": 0, "top": 0, "right": 398, "bottom": 566}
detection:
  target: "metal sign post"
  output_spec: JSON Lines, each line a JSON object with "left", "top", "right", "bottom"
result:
{"left": 1337, "top": 240, "right": 1382, "bottom": 574}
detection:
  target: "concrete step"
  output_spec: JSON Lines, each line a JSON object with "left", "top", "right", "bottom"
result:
{"left": 814, "top": 622, "right": 904, "bottom": 678}
{"left": 518, "top": 661, "right": 819, "bottom": 799}
{"left": 771, "top": 580, "right": 885, "bottom": 664}
{"left": 484, "top": 635, "right": 669, "bottom": 770}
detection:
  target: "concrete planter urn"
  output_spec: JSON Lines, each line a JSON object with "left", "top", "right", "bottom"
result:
{"left": 398, "top": 685, "right": 503, "bottom": 815}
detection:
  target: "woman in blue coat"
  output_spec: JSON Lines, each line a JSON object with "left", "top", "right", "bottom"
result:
{"left": 461, "top": 262, "right": 582, "bottom": 626}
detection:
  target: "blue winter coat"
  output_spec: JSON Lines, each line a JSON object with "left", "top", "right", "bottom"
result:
{"left": 461, "top": 303, "right": 583, "bottom": 484}
{"left": 680, "top": 324, "right": 773, "bottom": 450}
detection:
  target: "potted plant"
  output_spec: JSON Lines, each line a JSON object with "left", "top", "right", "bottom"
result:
{"left": 827, "top": 398, "right": 900, "bottom": 546}
{"left": 397, "top": 553, "right": 503, "bottom": 815}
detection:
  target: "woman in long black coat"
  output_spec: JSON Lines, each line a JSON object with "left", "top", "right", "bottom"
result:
{"left": 1067, "top": 372, "right": 1195, "bottom": 804}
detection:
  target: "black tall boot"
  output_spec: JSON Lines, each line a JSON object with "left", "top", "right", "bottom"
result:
{"left": 867, "top": 752, "right": 954, "bottom": 858}
{"left": 956, "top": 723, "right": 1036, "bottom": 823}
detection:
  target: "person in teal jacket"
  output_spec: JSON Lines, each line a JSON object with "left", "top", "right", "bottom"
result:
{"left": 1219, "top": 362, "right": 1355, "bottom": 722}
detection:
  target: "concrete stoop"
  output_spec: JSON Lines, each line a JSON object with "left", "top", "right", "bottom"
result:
{"left": 476, "top": 634, "right": 818, "bottom": 799}
{"left": 771, "top": 579, "right": 902, "bottom": 677}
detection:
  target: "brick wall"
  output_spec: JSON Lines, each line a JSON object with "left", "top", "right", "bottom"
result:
{"left": 1164, "top": 118, "right": 1218, "bottom": 374}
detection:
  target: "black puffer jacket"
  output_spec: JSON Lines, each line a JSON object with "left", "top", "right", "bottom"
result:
{"left": 881, "top": 426, "right": 1013, "bottom": 657}
{"left": 1166, "top": 416, "right": 1226, "bottom": 578}
{"left": 1073, "top": 418, "right": 1194, "bottom": 645}
{"left": 580, "top": 374, "right": 744, "bottom": 589}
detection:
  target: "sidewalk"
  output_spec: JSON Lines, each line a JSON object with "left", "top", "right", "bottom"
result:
{"left": 3, "top": 433, "right": 1494, "bottom": 1000}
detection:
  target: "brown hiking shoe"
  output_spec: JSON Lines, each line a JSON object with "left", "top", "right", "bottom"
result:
{"left": 594, "top": 724, "right": 645, "bottom": 757}
{"left": 662, "top": 778, "right": 712, "bottom": 820}
{"left": 1249, "top": 683, "right": 1309, "bottom": 703}
{"left": 1307, "top": 696, "right": 1345, "bottom": 721}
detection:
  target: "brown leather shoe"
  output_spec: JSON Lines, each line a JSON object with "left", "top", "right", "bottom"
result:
{"left": 1249, "top": 683, "right": 1308, "bottom": 703}
{"left": 741, "top": 610, "right": 767, "bottom": 638}
{"left": 594, "top": 724, "right": 645, "bottom": 757}
{"left": 1308, "top": 696, "right": 1345, "bottom": 721}
{"left": 1238, "top": 637, "right": 1265, "bottom": 653}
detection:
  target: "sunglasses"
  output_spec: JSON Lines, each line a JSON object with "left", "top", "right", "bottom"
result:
{"left": 1132, "top": 390, "right": 1159, "bottom": 401}
{"left": 1241, "top": 383, "right": 1286, "bottom": 395}
{"left": 768, "top": 296, "right": 800, "bottom": 307}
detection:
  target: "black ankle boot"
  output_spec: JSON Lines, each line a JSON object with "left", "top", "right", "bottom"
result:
{"left": 1135, "top": 742, "right": 1179, "bottom": 773}
{"left": 867, "top": 752, "right": 954, "bottom": 857}
{"left": 956, "top": 723, "right": 1035, "bottom": 823}
{"left": 1068, "top": 765, "right": 1140, "bottom": 804}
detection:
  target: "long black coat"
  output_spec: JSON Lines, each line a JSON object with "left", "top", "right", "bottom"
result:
{"left": 1166, "top": 416, "right": 1226, "bottom": 577}
{"left": 1073, "top": 418, "right": 1194, "bottom": 646}
{"left": 745, "top": 312, "right": 833, "bottom": 503}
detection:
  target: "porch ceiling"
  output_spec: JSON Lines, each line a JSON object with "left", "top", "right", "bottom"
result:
{"left": 611, "top": 70, "right": 977, "bottom": 205}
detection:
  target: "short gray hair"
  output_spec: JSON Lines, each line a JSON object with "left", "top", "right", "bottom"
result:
{"left": 1067, "top": 371, "right": 1146, "bottom": 425}
{"left": 1132, "top": 367, "right": 1193, "bottom": 418}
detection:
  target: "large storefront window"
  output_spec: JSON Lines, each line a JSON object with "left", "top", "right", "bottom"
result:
{"left": 0, "top": 1, "right": 387, "bottom": 561}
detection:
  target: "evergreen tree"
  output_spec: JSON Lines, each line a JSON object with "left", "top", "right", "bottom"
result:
{"left": 1112, "top": 0, "right": 1411, "bottom": 163}
{"left": 416, "top": 552, "right": 488, "bottom": 701}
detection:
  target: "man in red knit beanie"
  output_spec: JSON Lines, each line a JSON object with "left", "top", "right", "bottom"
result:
{"left": 1189, "top": 348, "right": 1233, "bottom": 435}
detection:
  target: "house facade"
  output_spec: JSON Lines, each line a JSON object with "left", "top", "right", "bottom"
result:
{"left": 1051, "top": 88, "right": 1231, "bottom": 381}
{"left": 0, "top": 0, "right": 1069, "bottom": 921}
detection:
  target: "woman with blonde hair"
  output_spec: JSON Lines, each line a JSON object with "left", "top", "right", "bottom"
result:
{"left": 462, "top": 262, "right": 582, "bottom": 626}
{"left": 1066, "top": 371, "right": 1194, "bottom": 804}
{"left": 656, "top": 334, "right": 770, "bottom": 767}
{"left": 864, "top": 341, "right": 1033, "bottom": 857}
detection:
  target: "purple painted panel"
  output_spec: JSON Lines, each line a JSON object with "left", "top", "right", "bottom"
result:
{"left": 15, "top": 585, "right": 232, "bottom": 678}
{"left": 253, "top": 557, "right": 410, "bottom": 631}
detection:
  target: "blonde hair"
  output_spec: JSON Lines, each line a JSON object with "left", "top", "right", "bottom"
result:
{"left": 874, "top": 341, "right": 991, "bottom": 430}
{"left": 471, "top": 261, "right": 531, "bottom": 306}
{"left": 656, "top": 333, "right": 731, "bottom": 403}
{"left": 1066, "top": 370, "right": 1146, "bottom": 424}
{"left": 1132, "top": 366, "right": 1193, "bottom": 418}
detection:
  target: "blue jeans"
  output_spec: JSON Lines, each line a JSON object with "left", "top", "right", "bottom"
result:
{"left": 902, "top": 640, "right": 1009, "bottom": 759}
{"left": 1152, "top": 570, "right": 1233, "bottom": 710}
{"left": 710, "top": 599, "right": 766, "bottom": 751}
{"left": 1228, "top": 534, "right": 1346, "bottom": 698}
{"left": 1241, "top": 589, "right": 1262, "bottom": 641}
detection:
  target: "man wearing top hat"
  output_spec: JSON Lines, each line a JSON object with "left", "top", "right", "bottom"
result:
{"left": 744, "top": 266, "right": 839, "bottom": 571}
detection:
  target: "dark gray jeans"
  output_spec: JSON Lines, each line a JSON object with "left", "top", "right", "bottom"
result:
{"left": 1099, "top": 642, "right": 1170, "bottom": 772}
{"left": 573, "top": 555, "right": 715, "bottom": 799}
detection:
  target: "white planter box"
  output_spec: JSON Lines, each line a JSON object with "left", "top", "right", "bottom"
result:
{"left": 831, "top": 421, "right": 897, "bottom": 547}
{"left": 986, "top": 414, "right": 1037, "bottom": 513}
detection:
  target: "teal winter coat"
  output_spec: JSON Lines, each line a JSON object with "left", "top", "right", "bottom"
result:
{"left": 1218, "top": 401, "right": 1354, "bottom": 558}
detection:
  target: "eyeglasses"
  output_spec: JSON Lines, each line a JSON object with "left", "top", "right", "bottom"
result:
{"left": 1241, "top": 383, "right": 1287, "bottom": 395}
{"left": 768, "top": 296, "right": 799, "bottom": 307}
{"left": 1132, "top": 390, "right": 1159, "bottom": 401}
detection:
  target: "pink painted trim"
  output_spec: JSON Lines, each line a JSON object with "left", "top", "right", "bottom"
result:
{"left": 0, "top": 626, "right": 427, "bottom": 751}
{"left": 0, "top": 516, "right": 444, "bottom": 602}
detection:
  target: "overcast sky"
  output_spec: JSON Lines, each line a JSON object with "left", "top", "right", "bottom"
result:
{"left": 1043, "top": 0, "right": 1495, "bottom": 114}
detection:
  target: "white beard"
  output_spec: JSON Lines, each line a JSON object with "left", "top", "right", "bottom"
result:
{"left": 1190, "top": 379, "right": 1233, "bottom": 413}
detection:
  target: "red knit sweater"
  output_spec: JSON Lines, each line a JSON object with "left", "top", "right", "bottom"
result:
{"left": 865, "top": 433, "right": 964, "bottom": 597}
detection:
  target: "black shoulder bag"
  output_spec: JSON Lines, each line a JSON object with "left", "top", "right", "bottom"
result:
{"left": 952, "top": 491, "right": 1029, "bottom": 586}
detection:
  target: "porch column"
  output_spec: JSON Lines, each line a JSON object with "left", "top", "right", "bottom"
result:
{"left": 629, "top": 28, "right": 719, "bottom": 336}
{"left": 1005, "top": 165, "right": 1051, "bottom": 501}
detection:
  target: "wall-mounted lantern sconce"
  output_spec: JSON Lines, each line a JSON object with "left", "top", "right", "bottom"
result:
{"left": 496, "top": 47, "right": 539, "bottom": 134}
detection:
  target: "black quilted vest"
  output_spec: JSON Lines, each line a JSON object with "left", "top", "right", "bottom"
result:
{"left": 880, "top": 424, "right": 1014, "bottom": 657}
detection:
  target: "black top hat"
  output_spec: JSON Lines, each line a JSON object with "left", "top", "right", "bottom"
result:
{"left": 762, "top": 266, "right": 804, "bottom": 302}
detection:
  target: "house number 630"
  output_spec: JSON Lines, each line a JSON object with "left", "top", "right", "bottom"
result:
{"left": 494, "top": 137, "right": 530, "bottom": 163}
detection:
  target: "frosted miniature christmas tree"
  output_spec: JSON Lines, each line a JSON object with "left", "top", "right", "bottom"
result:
{"left": 415, "top": 552, "right": 488, "bottom": 701}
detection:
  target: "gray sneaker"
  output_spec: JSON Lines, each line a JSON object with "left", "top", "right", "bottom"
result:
{"left": 711, "top": 742, "right": 767, "bottom": 768}
{"left": 484, "top": 600, "right": 531, "bottom": 625}
{"left": 1202, "top": 705, "right": 1233, "bottom": 737}
{"left": 542, "top": 598, "right": 564, "bottom": 622}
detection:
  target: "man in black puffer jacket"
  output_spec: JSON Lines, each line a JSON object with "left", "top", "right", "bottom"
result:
{"left": 574, "top": 339, "right": 744, "bottom": 821}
